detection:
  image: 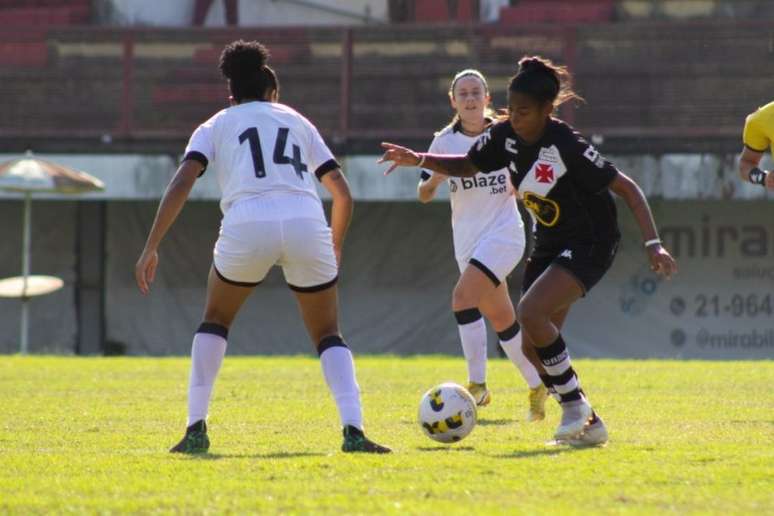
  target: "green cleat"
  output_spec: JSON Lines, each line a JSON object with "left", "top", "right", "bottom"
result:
{"left": 170, "top": 420, "right": 210, "bottom": 454}
{"left": 341, "top": 425, "right": 391, "bottom": 454}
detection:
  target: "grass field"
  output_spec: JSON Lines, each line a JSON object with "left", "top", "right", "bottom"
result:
{"left": 1, "top": 356, "right": 772, "bottom": 514}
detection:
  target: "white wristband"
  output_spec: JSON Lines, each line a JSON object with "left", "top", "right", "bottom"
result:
{"left": 644, "top": 238, "right": 661, "bottom": 248}
{"left": 416, "top": 154, "right": 426, "bottom": 168}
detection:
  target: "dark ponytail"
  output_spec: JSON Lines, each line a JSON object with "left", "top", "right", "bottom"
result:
{"left": 219, "top": 40, "right": 280, "bottom": 103}
{"left": 508, "top": 55, "right": 582, "bottom": 108}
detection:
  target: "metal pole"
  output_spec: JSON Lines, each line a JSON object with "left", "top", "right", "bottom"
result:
{"left": 20, "top": 192, "right": 31, "bottom": 354}
{"left": 339, "top": 28, "right": 353, "bottom": 140}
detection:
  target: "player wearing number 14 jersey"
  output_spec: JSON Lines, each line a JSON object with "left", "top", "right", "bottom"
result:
{"left": 134, "top": 40, "right": 389, "bottom": 454}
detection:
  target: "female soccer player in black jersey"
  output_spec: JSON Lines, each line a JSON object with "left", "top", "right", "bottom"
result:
{"left": 379, "top": 56, "right": 677, "bottom": 445}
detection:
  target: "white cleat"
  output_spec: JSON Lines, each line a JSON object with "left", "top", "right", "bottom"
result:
{"left": 568, "top": 417, "right": 609, "bottom": 447}
{"left": 554, "top": 399, "right": 593, "bottom": 441}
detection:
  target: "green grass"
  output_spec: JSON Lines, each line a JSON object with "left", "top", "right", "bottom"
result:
{"left": 0, "top": 356, "right": 772, "bottom": 514}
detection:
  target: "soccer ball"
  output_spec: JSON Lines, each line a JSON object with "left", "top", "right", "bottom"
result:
{"left": 418, "top": 382, "right": 477, "bottom": 443}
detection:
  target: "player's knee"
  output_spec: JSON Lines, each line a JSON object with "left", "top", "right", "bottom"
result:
{"left": 491, "top": 312, "right": 517, "bottom": 333}
{"left": 451, "top": 282, "right": 477, "bottom": 311}
{"left": 515, "top": 298, "right": 546, "bottom": 332}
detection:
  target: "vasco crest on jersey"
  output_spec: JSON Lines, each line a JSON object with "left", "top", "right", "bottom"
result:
{"left": 519, "top": 144, "right": 567, "bottom": 197}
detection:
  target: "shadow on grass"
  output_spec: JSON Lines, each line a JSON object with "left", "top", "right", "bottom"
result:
{"left": 417, "top": 446, "right": 475, "bottom": 452}
{"left": 491, "top": 444, "right": 601, "bottom": 459}
{"left": 185, "top": 451, "right": 326, "bottom": 460}
{"left": 477, "top": 418, "right": 512, "bottom": 426}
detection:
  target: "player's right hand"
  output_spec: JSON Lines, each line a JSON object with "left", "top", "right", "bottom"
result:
{"left": 378, "top": 142, "right": 421, "bottom": 175}
{"left": 135, "top": 249, "right": 159, "bottom": 295}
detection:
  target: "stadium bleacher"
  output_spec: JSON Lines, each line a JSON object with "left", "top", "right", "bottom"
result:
{"left": 0, "top": 16, "right": 769, "bottom": 155}
{"left": 0, "top": 0, "right": 769, "bottom": 156}
{"left": 0, "top": 0, "right": 89, "bottom": 26}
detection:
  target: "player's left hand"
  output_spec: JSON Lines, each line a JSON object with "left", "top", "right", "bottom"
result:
{"left": 378, "top": 142, "right": 421, "bottom": 175}
{"left": 135, "top": 248, "right": 159, "bottom": 295}
{"left": 647, "top": 244, "right": 677, "bottom": 280}
{"left": 766, "top": 171, "right": 774, "bottom": 190}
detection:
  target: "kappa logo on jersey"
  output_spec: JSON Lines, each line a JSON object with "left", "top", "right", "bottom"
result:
{"left": 505, "top": 137, "right": 518, "bottom": 155}
{"left": 449, "top": 179, "right": 458, "bottom": 192}
{"left": 475, "top": 129, "right": 492, "bottom": 151}
{"left": 559, "top": 249, "right": 573, "bottom": 260}
{"left": 535, "top": 163, "right": 555, "bottom": 184}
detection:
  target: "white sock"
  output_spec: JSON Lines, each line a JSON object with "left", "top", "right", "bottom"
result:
{"left": 499, "top": 328, "right": 542, "bottom": 389}
{"left": 187, "top": 327, "right": 227, "bottom": 426}
{"left": 457, "top": 317, "right": 487, "bottom": 384}
{"left": 320, "top": 341, "right": 363, "bottom": 430}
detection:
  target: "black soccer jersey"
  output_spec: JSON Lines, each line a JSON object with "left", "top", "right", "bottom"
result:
{"left": 467, "top": 117, "right": 620, "bottom": 251}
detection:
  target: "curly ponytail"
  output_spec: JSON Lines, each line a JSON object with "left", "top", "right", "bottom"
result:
{"left": 508, "top": 55, "right": 582, "bottom": 108}
{"left": 219, "top": 40, "right": 280, "bottom": 103}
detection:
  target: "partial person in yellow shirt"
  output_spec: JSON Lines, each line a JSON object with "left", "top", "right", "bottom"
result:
{"left": 739, "top": 100, "right": 774, "bottom": 190}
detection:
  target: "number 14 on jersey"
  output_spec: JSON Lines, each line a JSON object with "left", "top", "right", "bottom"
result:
{"left": 238, "top": 127, "right": 308, "bottom": 179}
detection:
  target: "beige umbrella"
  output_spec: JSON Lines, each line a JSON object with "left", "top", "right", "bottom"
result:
{"left": 0, "top": 151, "right": 104, "bottom": 354}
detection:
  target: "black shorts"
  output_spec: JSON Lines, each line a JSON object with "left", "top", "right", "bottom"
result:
{"left": 522, "top": 239, "right": 619, "bottom": 296}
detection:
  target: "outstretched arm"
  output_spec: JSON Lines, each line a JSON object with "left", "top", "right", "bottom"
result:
{"left": 135, "top": 160, "right": 202, "bottom": 294}
{"left": 609, "top": 172, "right": 678, "bottom": 280}
{"left": 378, "top": 142, "right": 479, "bottom": 178}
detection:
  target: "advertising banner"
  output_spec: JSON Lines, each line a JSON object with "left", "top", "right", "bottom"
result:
{"left": 563, "top": 200, "right": 774, "bottom": 359}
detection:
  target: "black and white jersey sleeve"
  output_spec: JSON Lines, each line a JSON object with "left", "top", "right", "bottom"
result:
{"left": 560, "top": 130, "right": 619, "bottom": 194}
{"left": 466, "top": 121, "right": 511, "bottom": 173}
{"left": 299, "top": 115, "right": 340, "bottom": 181}
{"left": 183, "top": 115, "right": 217, "bottom": 175}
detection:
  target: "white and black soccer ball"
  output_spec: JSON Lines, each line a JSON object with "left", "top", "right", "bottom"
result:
{"left": 418, "top": 382, "right": 477, "bottom": 443}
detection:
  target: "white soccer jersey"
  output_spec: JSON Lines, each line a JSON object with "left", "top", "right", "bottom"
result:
{"left": 183, "top": 101, "right": 339, "bottom": 217}
{"left": 422, "top": 122, "right": 524, "bottom": 264}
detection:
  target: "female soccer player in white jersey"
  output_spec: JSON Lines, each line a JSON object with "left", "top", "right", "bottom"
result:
{"left": 134, "top": 40, "right": 389, "bottom": 454}
{"left": 417, "top": 69, "right": 547, "bottom": 421}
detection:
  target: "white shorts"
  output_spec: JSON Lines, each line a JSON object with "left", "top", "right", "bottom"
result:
{"left": 213, "top": 216, "right": 338, "bottom": 292}
{"left": 456, "top": 232, "right": 525, "bottom": 287}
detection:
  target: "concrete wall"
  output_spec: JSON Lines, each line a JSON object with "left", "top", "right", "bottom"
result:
{"left": 1, "top": 152, "right": 772, "bottom": 358}
{"left": 1, "top": 197, "right": 772, "bottom": 359}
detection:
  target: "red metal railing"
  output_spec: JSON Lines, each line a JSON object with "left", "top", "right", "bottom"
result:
{"left": 0, "top": 21, "right": 769, "bottom": 153}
